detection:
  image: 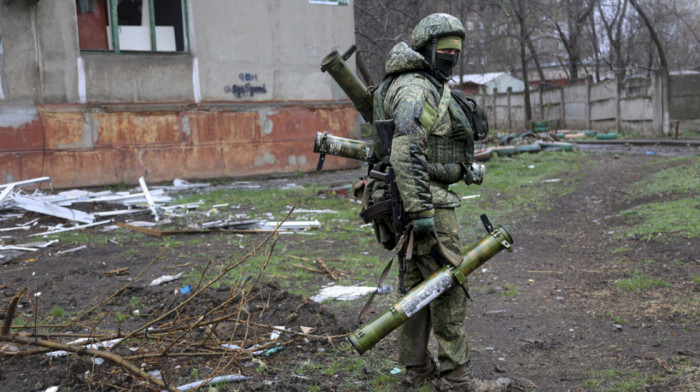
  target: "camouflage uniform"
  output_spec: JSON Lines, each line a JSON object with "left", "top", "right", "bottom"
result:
{"left": 374, "top": 15, "right": 474, "bottom": 375}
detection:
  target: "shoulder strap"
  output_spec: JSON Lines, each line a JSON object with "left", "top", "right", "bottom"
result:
{"left": 416, "top": 71, "right": 451, "bottom": 132}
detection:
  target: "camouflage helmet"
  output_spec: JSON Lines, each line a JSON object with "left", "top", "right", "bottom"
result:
{"left": 411, "top": 13, "right": 466, "bottom": 51}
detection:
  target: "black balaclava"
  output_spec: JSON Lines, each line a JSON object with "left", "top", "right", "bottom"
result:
{"left": 421, "top": 38, "right": 460, "bottom": 82}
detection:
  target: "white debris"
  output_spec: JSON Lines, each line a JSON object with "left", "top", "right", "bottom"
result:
{"left": 46, "top": 338, "right": 123, "bottom": 357}
{"left": 59, "top": 245, "right": 87, "bottom": 254}
{"left": 270, "top": 326, "right": 286, "bottom": 340}
{"left": 29, "top": 220, "right": 112, "bottom": 237}
{"left": 13, "top": 195, "right": 95, "bottom": 224}
{"left": 310, "top": 285, "right": 378, "bottom": 302}
{"left": 0, "top": 176, "right": 52, "bottom": 191}
{"left": 259, "top": 220, "right": 321, "bottom": 230}
{"left": 293, "top": 209, "right": 338, "bottom": 214}
{"left": 149, "top": 272, "right": 183, "bottom": 287}
{"left": 138, "top": 177, "right": 160, "bottom": 222}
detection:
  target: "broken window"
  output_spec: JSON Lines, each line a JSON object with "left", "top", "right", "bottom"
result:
{"left": 76, "top": 0, "right": 189, "bottom": 53}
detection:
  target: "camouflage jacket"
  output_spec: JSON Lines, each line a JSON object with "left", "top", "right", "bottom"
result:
{"left": 378, "top": 42, "right": 474, "bottom": 219}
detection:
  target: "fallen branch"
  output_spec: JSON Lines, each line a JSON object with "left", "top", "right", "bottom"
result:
{"left": 0, "top": 334, "right": 179, "bottom": 392}
{"left": 316, "top": 258, "right": 338, "bottom": 281}
{"left": 1, "top": 287, "right": 27, "bottom": 336}
{"left": 104, "top": 267, "right": 130, "bottom": 277}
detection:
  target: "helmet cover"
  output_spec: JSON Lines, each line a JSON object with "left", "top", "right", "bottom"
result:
{"left": 411, "top": 13, "right": 466, "bottom": 51}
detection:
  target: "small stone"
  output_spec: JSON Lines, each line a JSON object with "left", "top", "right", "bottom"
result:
{"left": 613, "top": 324, "right": 623, "bottom": 332}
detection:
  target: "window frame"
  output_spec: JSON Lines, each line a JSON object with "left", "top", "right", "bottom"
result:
{"left": 79, "top": 0, "right": 191, "bottom": 54}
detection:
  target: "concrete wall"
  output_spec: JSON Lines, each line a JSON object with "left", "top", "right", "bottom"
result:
{"left": 0, "top": 0, "right": 360, "bottom": 188}
{"left": 669, "top": 73, "right": 700, "bottom": 135}
{"left": 472, "top": 71, "right": 698, "bottom": 136}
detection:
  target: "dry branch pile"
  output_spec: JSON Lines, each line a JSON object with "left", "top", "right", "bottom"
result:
{"left": 0, "top": 218, "right": 348, "bottom": 391}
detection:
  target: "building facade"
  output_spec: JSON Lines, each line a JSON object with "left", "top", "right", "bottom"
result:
{"left": 0, "top": 0, "right": 359, "bottom": 188}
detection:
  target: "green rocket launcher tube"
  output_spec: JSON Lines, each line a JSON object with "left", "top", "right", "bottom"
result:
{"left": 321, "top": 46, "right": 374, "bottom": 124}
{"left": 348, "top": 225, "right": 513, "bottom": 355}
{"left": 314, "top": 131, "right": 376, "bottom": 165}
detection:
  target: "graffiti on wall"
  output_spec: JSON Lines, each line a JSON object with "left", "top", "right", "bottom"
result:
{"left": 224, "top": 73, "right": 267, "bottom": 99}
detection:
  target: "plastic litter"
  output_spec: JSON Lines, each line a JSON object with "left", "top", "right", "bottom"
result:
{"left": 179, "top": 285, "right": 192, "bottom": 294}
{"left": 310, "top": 285, "right": 378, "bottom": 302}
{"left": 149, "top": 272, "right": 183, "bottom": 287}
{"left": 173, "top": 374, "right": 250, "bottom": 391}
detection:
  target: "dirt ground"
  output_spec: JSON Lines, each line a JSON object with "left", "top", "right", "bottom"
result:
{"left": 1, "top": 144, "right": 698, "bottom": 392}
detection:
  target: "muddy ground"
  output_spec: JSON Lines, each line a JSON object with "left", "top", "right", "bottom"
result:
{"left": 1, "top": 143, "right": 698, "bottom": 392}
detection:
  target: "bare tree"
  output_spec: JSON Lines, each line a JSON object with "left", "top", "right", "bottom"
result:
{"left": 598, "top": 0, "right": 629, "bottom": 78}
{"left": 628, "top": 0, "right": 667, "bottom": 69}
{"left": 353, "top": 0, "right": 427, "bottom": 85}
{"left": 548, "top": 0, "right": 598, "bottom": 83}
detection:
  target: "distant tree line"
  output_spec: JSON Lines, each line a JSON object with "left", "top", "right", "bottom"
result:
{"left": 353, "top": 0, "right": 700, "bottom": 125}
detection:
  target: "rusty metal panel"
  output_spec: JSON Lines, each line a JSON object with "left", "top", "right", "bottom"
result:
{"left": 0, "top": 116, "right": 44, "bottom": 152}
{"left": 92, "top": 112, "right": 184, "bottom": 147}
{"left": 186, "top": 111, "right": 260, "bottom": 144}
{"left": 3, "top": 102, "right": 360, "bottom": 189}
{"left": 42, "top": 149, "right": 122, "bottom": 188}
{"left": 0, "top": 151, "right": 44, "bottom": 185}
{"left": 260, "top": 106, "right": 359, "bottom": 142}
{"left": 41, "top": 111, "right": 91, "bottom": 149}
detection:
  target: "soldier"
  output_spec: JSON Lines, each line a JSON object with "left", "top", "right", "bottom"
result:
{"left": 375, "top": 13, "right": 511, "bottom": 392}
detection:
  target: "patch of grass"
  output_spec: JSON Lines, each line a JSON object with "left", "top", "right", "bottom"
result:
{"left": 104, "top": 180, "right": 133, "bottom": 192}
{"left": 321, "top": 355, "right": 365, "bottom": 377}
{"left": 614, "top": 270, "right": 669, "bottom": 292}
{"left": 612, "top": 246, "right": 628, "bottom": 254}
{"left": 617, "top": 199, "right": 700, "bottom": 241}
{"left": 606, "top": 311, "right": 626, "bottom": 324}
{"left": 451, "top": 151, "right": 590, "bottom": 238}
{"left": 499, "top": 283, "right": 519, "bottom": 297}
{"left": 49, "top": 306, "right": 65, "bottom": 318}
{"left": 581, "top": 369, "right": 649, "bottom": 392}
{"left": 692, "top": 275, "right": 700, "bottom": 285}
{"left": 627, "top": 155, "right": 700, "bottom": 198}
{"left": 47, "top": 228, "right": 142, "bottom": 246}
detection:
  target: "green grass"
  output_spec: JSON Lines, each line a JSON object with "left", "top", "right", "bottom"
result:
{"left": 627, "top": 155, "right": 700, "bottom": 198}
{"left": 47, "top": 229, "right": 141, "bottom": 246}
{"left": 614, "top": 270, "right": 669, "bottom": 292}
{"left": 581, "top": 369, "right": 651, "bottom": 391}
{"left": 617, "top": 199, "right": 700, "bottom": 241}
{"left": 606, "top": 311, "right": 626, "bottom": 324}
{"left": 49, "top": 306, "right": 65, "bottom": 318}
{"left": 499, "top": 283, "right": 519, "bottom": 297}
{"left": 293, "top": 345, "right": 403, "bottom": 391}
{"left": 451, "top": 150, "right": 589, "bottom": 238}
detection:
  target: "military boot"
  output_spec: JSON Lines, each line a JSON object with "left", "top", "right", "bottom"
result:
{"left": 401, "top": 359, "right": 438, "bottom": 387}
{"left": 434, "top": 364, "right": 511, "bottom": 392}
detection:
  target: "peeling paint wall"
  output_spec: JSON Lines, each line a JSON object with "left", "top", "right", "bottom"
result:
{"left": 0, "top": 103, "right": 360, "bottom": 188}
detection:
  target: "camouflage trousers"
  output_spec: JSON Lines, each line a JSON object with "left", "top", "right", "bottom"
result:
{"left": 398, "top": 208, "right": 469, "bottom": 373}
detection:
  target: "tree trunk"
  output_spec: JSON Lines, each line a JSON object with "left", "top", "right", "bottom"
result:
{"left": 517, "top": 0, "right": 532, "bottom": 126}
{"left": 629, "top": 0, "right": 668, "bottom": 68}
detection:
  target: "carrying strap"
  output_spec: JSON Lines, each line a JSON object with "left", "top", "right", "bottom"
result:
{"left": 357, "top": 230, "right": 413, "bottom": 323}
{"left": 357, "top": 228, "right": 464, "bottom": 322}
{"left": 432, "top": 231, "right": 462, "bottom": 268}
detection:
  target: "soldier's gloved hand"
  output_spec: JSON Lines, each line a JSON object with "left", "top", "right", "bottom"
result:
{"left": 412, "top": 217, "right": 435, "bottom": 237}
{"left": 464, "top": 163, "right": 485, "bottom": 185}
